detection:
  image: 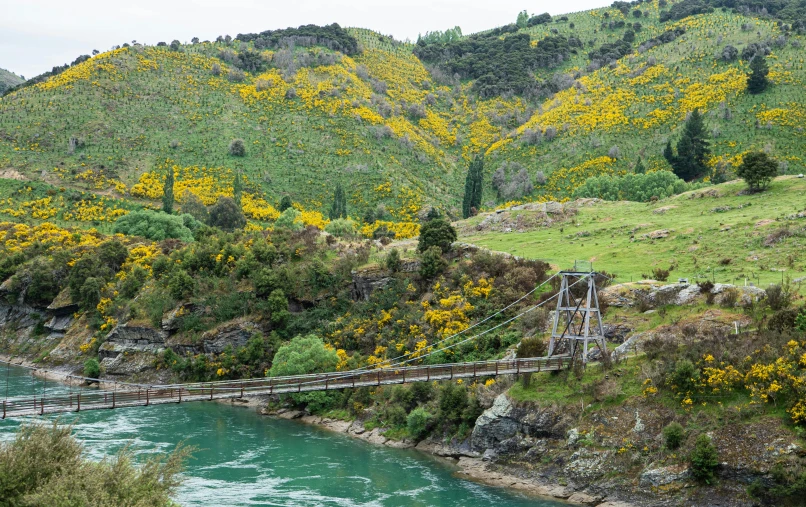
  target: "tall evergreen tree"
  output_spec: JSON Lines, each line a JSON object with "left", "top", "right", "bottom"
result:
{"left": 746, "top": 54, "right": 770, "bottom": 94}
{"left": 162, "top": 166, "right": 174, "bottom": 214}
{"left": 279, "top": 195, "right": 293, "bottom": 212}
{"left": 663, "top": 109, "right": 710, "bottom": 181}
{"left": 462, "top": 155, "right": 484, "bottom": 218}
{"left": 329, "top": 183, "right": 347, "bottom": 220}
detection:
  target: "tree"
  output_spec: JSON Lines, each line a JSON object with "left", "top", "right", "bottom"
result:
{"left": 419, "top": 246, "right": 447, "bottom": 279}
{"left": 736, "top": 151, "right": 778, "bottom": 191}
{"left": 746, "top": 54, "right": 770, "bottom": 94}
{"left": 181, "top": 191, "right": 209, "bottom": 223}
{"left": 269, "top": 334, "right": 339, "bottom": 411}
{"left": 228, "top": 138, "right": 246, "bottom": 157}
{"left": 170, "top": 40, "right": 181, "bottom": 51}
{"left": 418, "top": 217, "right": 457, "bottom": 253}
{"left": 516, "top": 10, "right": 530, "bottom": 28}
{"left": 664, "top": 109, "right": 710, "bottom": 181}
{"left": 328, "top": 183, "right": 347, "bottom": 220}
{"left": 162, "top": 166, "right": 174, "bottom": 214}
{"left": 114, "top": 210, "right": 195, "bottom": 242}
{"left": 462, "top": 155, "right": 484, "bottom": 218}
{"left": 386, "top": 248, "right": 402, "bottom": 272}
{"left": 83, "top": 359, "right": 100, "bottom": 379}
{"left": 690, "top": 434, "right": 719, "bottom": 484}
{"left": 279, "top": 195, "right": 293, "bottom": 212}
{"left": 208, "top": 197, "right": 246, "bottom": 231}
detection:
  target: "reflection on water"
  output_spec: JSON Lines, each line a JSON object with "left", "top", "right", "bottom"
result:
{"left": 0, "top": 365, "right": 562, "bottom": 506}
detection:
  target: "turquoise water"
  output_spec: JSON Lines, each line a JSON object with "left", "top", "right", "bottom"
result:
{"left": 0, "top": 365, "right": 562, "bottom": 506}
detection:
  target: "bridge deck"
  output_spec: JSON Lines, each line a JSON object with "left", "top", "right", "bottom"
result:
{"left": 1, "top": 356, "right": 568, "bottom": 419}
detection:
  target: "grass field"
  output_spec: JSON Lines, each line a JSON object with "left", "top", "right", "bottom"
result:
{"left": 463, "top": 176, "right": 806, "bottom": 286}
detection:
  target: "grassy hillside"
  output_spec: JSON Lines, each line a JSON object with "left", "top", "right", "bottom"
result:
{"left": 0, "top": 68, "right": 23, "bottom": 94}
{"left": 0, "top": 1, "right": 803, "bottom": 231}
{"left": 461, "top": 176, "right": 806, "bottom": 286}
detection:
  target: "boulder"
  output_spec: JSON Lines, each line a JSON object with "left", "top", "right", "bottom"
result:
{"left": 639, "top": 465, "right": 689, "bottom": 487}
{"left": 471, "top": 394, "right": 566, "bottom": 452}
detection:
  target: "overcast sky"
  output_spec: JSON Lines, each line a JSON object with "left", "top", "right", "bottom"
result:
{"left": 1, "top": 0, "right": 607, "bottom": 79}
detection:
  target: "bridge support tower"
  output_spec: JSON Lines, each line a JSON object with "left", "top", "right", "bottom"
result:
{"left": 547, "top": 271, "right": 607, "bottom": 364}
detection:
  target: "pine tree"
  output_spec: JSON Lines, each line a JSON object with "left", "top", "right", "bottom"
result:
{"left": 664, "top": 109, "right": 710, "bottom": 181}
{"left": 329, "top": 183, "right": 347, "bottom": 220}
{"left": 162, "top": 166, "right": 174, "bottom": 214}
{"left": 279, "top": 195, "right": 292, "bottom": 212}
{"left": 233, "top": 171, "right": 243, "bottom": 208}
{"left": 746, "top": 54, "right": 770, "bottom": 94}
{"left": 462, "top": 155, "right": 484, "bottom": 219}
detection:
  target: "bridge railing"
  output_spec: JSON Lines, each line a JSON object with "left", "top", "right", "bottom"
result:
{"left": 1, "top": 356, "right": 568, "bottom": 418}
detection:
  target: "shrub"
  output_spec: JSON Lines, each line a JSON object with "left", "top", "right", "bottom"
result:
{"left": 652, "top": 268, "right": 670, "bottom": 282}
{"left": 769, "top": 308, "right": 799, "bottom": 332}
{"left": 113, "top": 210, "right": 195, "bottom": 242}
{"left": 417, "top": 217, "right": 456, "bottom": 253}
{"left": 766, "top": 282, "right": 793, "bottom": 311}
{"left": 419, "top": 246, "right": 447, "bottom": 279}
{"left": 385, "top": 248, "right": 401, "bottom": 272}
{"left": 167, "top": 269, "right": 194, "bottom": 300}
{"left": 736, "top": 151, "right": 778, "bottom": 191}
{"left": 324, "top": 218, "right": 356, "bottom": 238}
{"left": 407, "top": 407, "right": 433, "bottom": 439}
{"left": 517, "top": 336, "right": 547, "bottom": 358}
{"left": 181, "top": 191, "right": 209, "bottom": 223}
{"left": 228, "top": 138, "right": 246, "bottom": 157}
{"left": 572, "top": 171, "right": 692, "bottom": 202}
{"left": 274, "top": 207, "right": 303, "bottom": 232}
{"left": 0, "top": 422, "right": 190, "bottom": 505}
{"left": 83, "top": 358, "right": 100, "bottom": 379}
{"left": 208, "top": 197, "right": 246, "bottom": 231}
{"left": 663, "top": 422, "right": 685, "bottom": 450}
{"left": 690, "top": 434, "right": 719, "bottom": 484}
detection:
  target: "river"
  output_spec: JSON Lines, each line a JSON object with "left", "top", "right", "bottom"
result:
{"left": 0, "top": 365, "right": 564, "bottom": 506}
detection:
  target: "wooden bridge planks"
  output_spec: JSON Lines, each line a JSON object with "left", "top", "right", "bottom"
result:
{"left": 1, "top": 356, "right": 568, "bottom": 419}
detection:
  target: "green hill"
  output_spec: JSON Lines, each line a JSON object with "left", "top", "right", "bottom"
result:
{"left": 0, "top": 68, "right": 23, "bottom": 94}
{"left": 0, "top": 2, "right": 804, "bottom": 233}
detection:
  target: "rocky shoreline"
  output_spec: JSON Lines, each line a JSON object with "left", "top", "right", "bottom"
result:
{"left": 250, "top": 403, "right": 633, "bottom": 507}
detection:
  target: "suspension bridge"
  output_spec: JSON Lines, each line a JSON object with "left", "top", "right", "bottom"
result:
{"left": 1, "top": 269, "right": 608, "bottom": 420}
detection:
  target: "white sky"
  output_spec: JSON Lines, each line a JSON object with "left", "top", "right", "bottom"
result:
{"left": 1, "top": 0, "right": 608, "bottom": 79}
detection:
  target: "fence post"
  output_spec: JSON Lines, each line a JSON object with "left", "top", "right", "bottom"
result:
{"left": 178, "top": 389, "right": 182, "bottom": 403}
{"left": 41, "top": 395, "right": 44, "bottom": 416}
{"left": 146, "top": 389, "right": 149, "bottom": 406}
{"left": 210, "top": 387, "right": 214, "bottom": 401}
{"left": 495, "top": 361, "right": 499, "bottom": 376}
{"left": 77, "top": 393, "right": 81, "bottom": 412}
{"left": 450, "top": 365, "right": 453, "bottom": 380}
{"left": 2, "top": 400, "right": 5, "bottom": 419}
{"left": 427, "top": 366, "right": 430, "bottom": 381}
{"left": 325, "top": 376, "right": 329, "bottom": 390}
{"left": 112, "top": 391, "right": 116, "bottom": 409}
{"left": 402, "top": 369, "right": 405, "bottom": 384}
{"left": 473, "top": 363, "right": 476, "bottom": 377}
{"left": 377, "top": 370, "right": 381, "bottom": 386}
{"left": 516, "top": 360, "right": 520, "bottom": 375}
